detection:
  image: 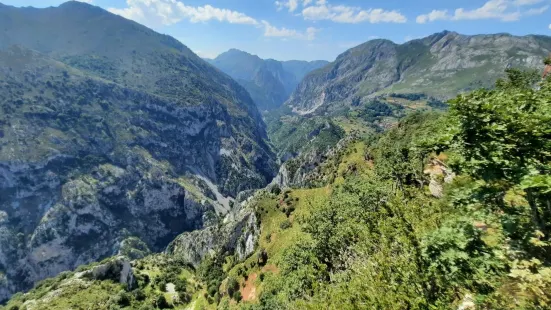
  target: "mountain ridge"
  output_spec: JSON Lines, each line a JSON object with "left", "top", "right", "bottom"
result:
{"left": 286, "top": 30, "right": 551, "bottom": 115}
{"left": 0, "top": 1, "right": 277, "bottom": 301}
{"left": 207, "top": 49, "right": 329, "bottom": 111}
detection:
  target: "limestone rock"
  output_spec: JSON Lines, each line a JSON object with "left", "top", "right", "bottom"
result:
{"left": 77, "top": 256, "right": 136, "bottom": 290}
{"left": 166, "top": 205, "right": 260, "bottom": 267}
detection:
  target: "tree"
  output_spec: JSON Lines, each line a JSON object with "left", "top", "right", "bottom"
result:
{"left": 450, "top": 69, "right": 551, "bottom": 233}
{"left": 154, "top": 294, "right": 171, "bottom": 309}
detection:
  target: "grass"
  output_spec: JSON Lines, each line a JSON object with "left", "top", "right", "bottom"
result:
{"left": 218, "top": 141, "right": 373, "bottom": 308}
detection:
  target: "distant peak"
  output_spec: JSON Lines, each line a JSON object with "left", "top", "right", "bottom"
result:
{"left": 59, "top": 1, "right": 94, "bottom": 7}
{"left": 226, "top": 48, "right": 250, "bottom": 55}
{"left": 217, "top": 48, "right": 261, "bottom": 61}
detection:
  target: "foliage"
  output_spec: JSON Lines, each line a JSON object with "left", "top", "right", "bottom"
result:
{"left": 249, "top": 67, "right": 551, "bottom": 309}
{"left": 4, "top": 67, "right": 551, "bottom": 310}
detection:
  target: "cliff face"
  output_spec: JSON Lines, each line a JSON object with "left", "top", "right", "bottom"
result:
{"left": 286, "top": 31, "right": 551, "bottom": 115}
{"left": 0, "top": 2, "right": 277, "bottom": 300}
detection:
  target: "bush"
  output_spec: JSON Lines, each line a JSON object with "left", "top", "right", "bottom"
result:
{"left": 280, "top": 219, "right": 292, "bottom": 230}
{"left": 133, "top": 288, "right": 146, "bottom": 301}
{"left": 178, "top": 291, "right": 192, "bottom": 304}
{"left": 154, "top": 294, "right": 171, "bottom": 309}
{"left": 233, "top": 290, "right": 243, "bottom": 302}
{"left": 116, "top": 291, "right": 132, "bottom": 307}
{"left": 271, "top": 185, "right": 282, "bottom": 195}
{"left": 226, "top": 277, "right": 239, "bottom": 298}
{"left": 257, "top": 249, "right": 268, "bottom": 266}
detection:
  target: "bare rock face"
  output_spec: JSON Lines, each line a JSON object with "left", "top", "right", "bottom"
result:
{"left": 0, "top": 159, "right": 214, "bottom": 301}
{"left": 77, "top": 256, "right": 136, "bottom": 290}
{"left": 166, "top": 204, "right": 260, "bottom": 268}
{"left": 424, "top": 158, "right": 455, "bottom": 198}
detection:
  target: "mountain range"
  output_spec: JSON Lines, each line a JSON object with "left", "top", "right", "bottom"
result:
{"left": 0, "top": 1, "right": 276, "bottom": 300}
{"left": 207, "top": 49, "right": 328, "bottom": 111}
{"left": 1, "top": 1, "right": 551, "bottom": 308}
{"left": 286, "top": 31, "right": 551, "bottom": 115}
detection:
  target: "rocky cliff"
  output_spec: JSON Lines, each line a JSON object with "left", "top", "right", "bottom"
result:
{"left": 0, "top": 2, "right": 277, "bottom": 300}
{"left": 286, "top": 31, "right": 551, "bottom": 115}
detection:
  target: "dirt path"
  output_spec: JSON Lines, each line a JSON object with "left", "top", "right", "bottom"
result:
{"left": 241, "top": 273, "right": 258, "bottom": 302}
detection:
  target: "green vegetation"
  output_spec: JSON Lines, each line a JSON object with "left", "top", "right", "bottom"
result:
{"left": 3, "top": 56, "right": 551, "bottom": 310}
{"left": 231, "top": 68, "right": 551, "bottom": 309}
{"left": 2, "top": 255, "right": 201, "bottom": 310}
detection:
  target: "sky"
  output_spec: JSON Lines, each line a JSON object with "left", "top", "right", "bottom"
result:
{"left": 3, "top": 0, "right": 551, "bottom": 61}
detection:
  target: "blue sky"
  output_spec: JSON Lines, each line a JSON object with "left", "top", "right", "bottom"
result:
{"left": 4, "top": 0, "right": 551, "bottom": 61}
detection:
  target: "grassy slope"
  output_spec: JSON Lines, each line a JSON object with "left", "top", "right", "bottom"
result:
{"left": 218, "top": 141, "right": 372, "bottom": 308}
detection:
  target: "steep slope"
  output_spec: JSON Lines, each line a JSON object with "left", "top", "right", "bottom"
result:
{"left": 208, "top": 49, "right": 328, "bottom": 111}
{"left": 287, "top": 31, "right": 551, "bottom": 114}
{"left": 0, "top": 1, "right": 277, "bottom": 301}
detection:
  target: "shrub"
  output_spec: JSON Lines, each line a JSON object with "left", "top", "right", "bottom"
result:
{"left": 154, "top": 294, "right": 171, "bottom": 309}
{"left": 280, "top": 219, "right": 292, "bottom": 230}
{"left": 133, "top": 288, "right": 146, "bottom": 301}
{"left": 233, "top": 290, "right": 243, "bottom": 302}
{"left": 116, "top": 291, "right": 132, "bottom": 307}
{"left": 226, "top": 277, "right": 240, "bottom": 297}
{"left": 271, "top": 186, "right": 282, "bottom": 195}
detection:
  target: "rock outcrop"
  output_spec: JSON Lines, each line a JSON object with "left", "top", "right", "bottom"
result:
{"left": 77, "top": 256, "right": 136, "bottom": 290}
{"left": 166, "top": 203, "right": 260, "bottom": 267}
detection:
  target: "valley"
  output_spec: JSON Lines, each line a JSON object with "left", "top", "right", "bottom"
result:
{"left": 1, "top": 1, "right": 551, "bottom": 310}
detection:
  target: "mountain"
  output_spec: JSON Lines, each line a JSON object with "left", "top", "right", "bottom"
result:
{"left": 0, "top": 1, "right": 277, "bottom": 300}
{"left": 208, "top": 49, "right": 328, "bottom": 111}
{"left": 286, "top": 31, "right": 551, "bottom": 115}
{"left": 6, "top": 69, "right": 551, "bottom": 309}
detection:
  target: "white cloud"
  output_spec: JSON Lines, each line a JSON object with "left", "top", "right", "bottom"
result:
{"left": 514, "top": 0, "right": 544, "bottom": 5}
{"left": 75, "top": 0, "right": 93, "bottom": 3}
{"left": 416, "top": 9, "right": 449, "bottom": 24}
{"left": 275, "top": 0, "right": 314, "bottom": 12}
{"left": 306, "top": 27, "right": 319, "bottom": 40}
{"left": 193, "top": 50, "right": 219, "bottom": 59}
{"left": 301, "top": 0, "right": 406, "bottom": 24}
{"left": 275, "top": 0, "right": 298, "bottom": 12}
{"left": 524, "top": 5, "right": 550, "bottom": 15}
{"left": 454, "top": 0, "right": 520, "bottom": 21}
{"left": 416, "top": 0, "right": 548, "bottom": 24}
{"left": 262, "top": 20, "right": 318, "bottom": 40}
{"left": 109, "top": 0, "right": 316, "bottom": 42}
{"left": 108, "top": 0, "right": 258, "bottom": 27}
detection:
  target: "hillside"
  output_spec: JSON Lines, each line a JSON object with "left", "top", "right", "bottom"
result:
{"left": 208, "top": 49, "right": 328, "bottom": 111}
{"left": 0, "top": 1, "right": 277, "bottom": 301}
{"left": 5, "top": 68, "right": 551, "bottom": 309}
{"left": 286, "top": 31, "right": 551, "bottom": 115}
